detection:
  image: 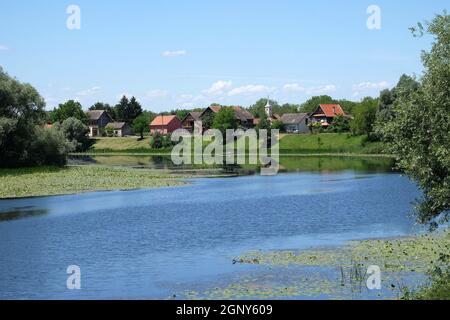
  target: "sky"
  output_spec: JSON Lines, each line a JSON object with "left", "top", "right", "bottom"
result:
{"left": 0, "top": 0, "right": 447, "bottom": 112}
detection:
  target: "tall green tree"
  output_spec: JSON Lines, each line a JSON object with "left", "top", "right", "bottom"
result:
{"left": 51, "top": 100, "right": 88, "bottom": 124}
{"left": 380, "top": 12, "right": 450, "bottom": 228}
{"left": 132, "top": 113, "right": 152, "bottom": 139}
{"left": 127, "top": 96, "right": 143, "bottom": 122}
{"left": 114, "top": 96, "right": 143, "bottom": 123}
{"left": 350, "top": 97, "right": 378, "bottom": 137}
{"left": 0, "top": 67, "right": 70, "bottom": 167}
{"left": 248, "top": 98, "right": 280, "bottom": 117}
{"left": 298, "top": 95, "right": 337, "bottom": 113}
{"left": 114, "top": 95, "right": 130, "bottom": 122}
{"left": 89, "top": 102, "right": 115, "bottom": 116}
{"left": 212, "top": 107, "right": 237, "bottom": 135}
{"left": 55, "top": 117, "right": 90, "bottom": 152}
{"left": 329, "top": 114, "right": 350, "bottom": 133}
{"left": 375, "top": 75, "right": 420, "bottom": 126}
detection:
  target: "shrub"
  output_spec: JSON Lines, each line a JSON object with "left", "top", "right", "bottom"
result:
{"left": 149, "top": 132, "right": 173, "bottom": 149}
{"left": 55, "top": 117, "right": 90, "bottom": 152}
{"left": 28, "top": 127, "right": 71, "bottom": 166}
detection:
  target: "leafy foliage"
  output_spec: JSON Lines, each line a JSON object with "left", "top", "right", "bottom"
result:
{"left": 248, "top": 98, "right": 299, "bottom": 117}
{"left": 328, "top": 115, "right": 350, "bottom": 133}
{"left": 89, "top": 102, "right": 115, "bottom": 115}
{"left": 28, "top": 127, "right": 71, "bottom": 166}
{"left": 149, "top": 132, "right": 173, "bottom": 149}
{"left": 51, "top": 100, "right": 88, "bottom": 124}
{"left": 378, "top": 12, "right": 450, "bottom": 227}
{"left": 0, "top": 67, "right": 71, "bottom": 167}
{"left": 350, "top": 97, "right": 378, "bottom": 137}
{"left": 114, "top": 95, "right": 143, "bottom": 123}
{"left": 54, "top": 117, "right": 90, "bottom": 152}
{"left": 212, "top": 107, "right": 237, "bottom": 135}
{"left": 132, "top": 113, "right": 151, "bottom": 139}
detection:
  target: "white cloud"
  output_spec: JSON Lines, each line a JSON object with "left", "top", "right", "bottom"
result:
{"left": 0, "top": 45, "right": 9, "bottom": 51}
{"left": 283, "top": 83, "right": 336, "bottom": 95}
{"left": 228, "top": 84, "right": 274, "bottom": 97}
{"left": 146, "top": 89, "right": 169, "bottom": 100}
{"left": 352, "top": 81, "right": 389, "bottom": 97}
{"left": 77, "top": 86, "right": 101, "bottom": 96}
{"left": 203, "top": 80, "right": 233, "bottom": 96}
{"left": 176, "top": 93, "right": 207, "bottom": 108}
{"left": 353, "top": 81, "right": 389, "bottom": 90}
{"left": 162, "top": 50, "right": 187, "bottom": 57}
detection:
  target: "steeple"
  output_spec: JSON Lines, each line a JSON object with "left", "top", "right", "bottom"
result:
{"left": 265, "top": 98, "right": 273, "bottom": 118}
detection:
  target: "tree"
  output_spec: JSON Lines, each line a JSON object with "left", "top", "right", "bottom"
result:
{"left": 51, "top": 100, "right": 88, "bottom": 124}
{"left": 127, "top": 96, "right": 143, "bottom": 122}
{"left": 133, "top": 113, "right": 151, "bottom": 139}
{"left": 248, "top": 98, "right": 280, "bottom": 117}
{"left": 29, "top": 126, "right": 71, "bottom": 166}
{"left": 104, "top": 123, "right": 116, "bottom": 137}
{"left": 114, "top": 95, "right": 129, "bottom": 122}
{"left": 212, "top": 107, "right": 237, "bottom": 135}
{"left": 379, "top": 12, "right": 450, "bottom": 228}
{"left": 337, "top": 99, "right": 358, "bottom": 115}
{"left": 298, "top": 95, "right": 337, "bottom": 113}
{"left": 202, "top": 112, "right": 215, "bottom": 130}
{"left": 55, "top": 117, "right": 90, "bottom": 152}
{"left": 375, "top": 75, "right": 420, "bottom": 128}
{"left": 350, "top": 97, "right": 378, "bottom": 137}
{"left": 329, "top": 114, "right": 350, "bottom": 133}
{"left": 271, "top": 120, "right": 285, "bottom": 131}
{"left": 89, "top": 102, "right": 115, "bottom": 116}
{"left": 256, "top": 111, "right": 271, "bottom": 133}
{"left": 149, "top": 132, "right": 173, "bottom": 149}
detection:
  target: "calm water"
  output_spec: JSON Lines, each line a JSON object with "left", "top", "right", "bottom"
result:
{"left": 0, "top": 157, "right": 421, "bottom": 299}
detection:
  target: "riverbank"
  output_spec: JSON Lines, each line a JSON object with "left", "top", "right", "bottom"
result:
{"left": 178, "top": 229, "right": 449, "bottom": 300}
{"left": 0, "top": 166, "right": 189, "bottom": 199}
{"left": 85, "top": 133, "right": 387, "bottom": 155}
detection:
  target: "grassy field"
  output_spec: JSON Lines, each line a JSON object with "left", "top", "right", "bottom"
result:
{"left": 0, "top": 166, "right": 187, "bottom": 198}
{"left": 86, "top": 133, "right": 386, "bottom": 155}
{"left": 89, "top": 137, "right": 157, "bottom": 152}
{"left": 279, "top": 133, "right": 385, "bottom": 154}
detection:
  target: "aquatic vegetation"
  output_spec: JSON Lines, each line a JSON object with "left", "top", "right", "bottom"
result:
{"left": 0, "top": 165, "right": 188, "bottom": 198}
{"left": 178, "top": 230, "right": 449, "bottom": 300}
{"left": 235, "top": 230, "right": 449, "bottom": 273}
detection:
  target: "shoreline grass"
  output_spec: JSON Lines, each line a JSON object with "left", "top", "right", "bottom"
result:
{"left": 86, "top": 133, "right": 387, "bottom": 156}
{"left": 0, "top": 165, "right": 189, "bottom": 199}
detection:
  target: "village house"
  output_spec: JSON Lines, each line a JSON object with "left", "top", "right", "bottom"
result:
{"left": 200, "top": 105, "right": 255, "bottom": 129}
{"left": 149, "top": 115, "right": 182, "bottom": 134}
{"left": 309, "top": 104, "right": 346, "bottom": 128}
{"left": 106, "top": 122, "right": 133, "bottom": 137}
{"left": 181, "top": 111, "right": 202, "bottom": 132}
{"left": 280, "top": 113, "right": 309, "bottom": 133}
{"left": 87, "top": 110, "right": 114, "bottom": 137}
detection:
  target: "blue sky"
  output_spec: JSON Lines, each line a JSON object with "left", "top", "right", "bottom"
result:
{"left": 0, "top": 0, "right": 447, "bottom": 112}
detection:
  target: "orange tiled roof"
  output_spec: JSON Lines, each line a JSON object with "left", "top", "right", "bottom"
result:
{"left": 317, "top": 104, "right": 345, "bottom": 117}
{"left": 150, "top": 115, "right": 178, "bottom": 126}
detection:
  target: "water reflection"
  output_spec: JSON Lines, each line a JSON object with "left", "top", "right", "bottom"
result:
{"left": 70, "top": 155, "right": 396, "bottom": 174}
{"left": 0, "top": 207, "right": 49, "bottom": 222}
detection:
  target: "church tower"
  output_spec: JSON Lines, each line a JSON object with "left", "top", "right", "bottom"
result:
{"left": 265, "top": 98, "right": 273, "bottom": 118}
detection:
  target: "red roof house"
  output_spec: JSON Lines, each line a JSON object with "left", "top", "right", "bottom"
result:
{"left": 149, "top": 115, "right": 182, "bottom": 134}
{"left": 310, "top": 104, "right": 346, "bottom": 127}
